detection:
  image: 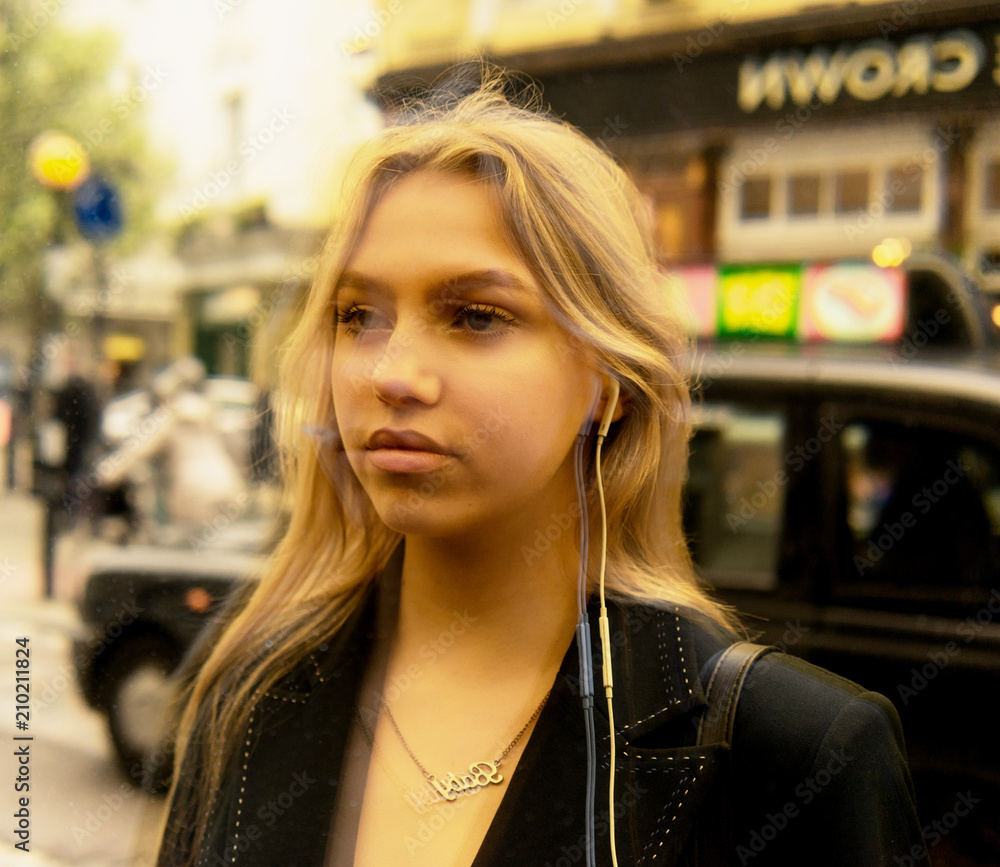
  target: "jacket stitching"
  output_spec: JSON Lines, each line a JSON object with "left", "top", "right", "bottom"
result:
{"left": 231, "top": 710, "right": 255, "bottom": 864}
{"left": 621, "top": 611, "right": 692, "bottom": 732}
{"left": 639, "top": 769, "right": 703, "bottom": 863}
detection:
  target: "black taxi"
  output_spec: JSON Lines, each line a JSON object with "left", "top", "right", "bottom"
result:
{"left": 677, "top": 252, "right": 1000, "bottom": 862}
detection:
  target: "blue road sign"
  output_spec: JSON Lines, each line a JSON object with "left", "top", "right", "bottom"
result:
{"left": 72, "top": 175, "right": 123, "bottom": 241}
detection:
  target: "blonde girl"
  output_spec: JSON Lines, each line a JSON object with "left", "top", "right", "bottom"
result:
{"left": 158, "top": 70, "right": 923, "bottom": 867}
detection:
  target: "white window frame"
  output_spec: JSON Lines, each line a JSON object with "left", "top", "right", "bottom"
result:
{"left": 718, "top": 124, "right": 942, "bottom": 262}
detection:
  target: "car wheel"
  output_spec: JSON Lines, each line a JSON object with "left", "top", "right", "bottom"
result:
{"left": 103, "top": 635, "right": 181, "bottom": 788}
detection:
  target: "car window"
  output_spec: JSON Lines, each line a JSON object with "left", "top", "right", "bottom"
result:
{"left": 837, "top": 420, "right": 1000, "bottom": 597}
{"left": 685, "top": 404, "right": 787, "bottom": 591}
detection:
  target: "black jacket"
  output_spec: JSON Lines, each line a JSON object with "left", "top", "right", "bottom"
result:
{"left": 165, "top": 563, "right": 926, "bottom": 866}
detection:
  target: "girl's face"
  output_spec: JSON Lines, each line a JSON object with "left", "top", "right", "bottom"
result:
{"left": 331, "top": 169, "right": 599, "bottom": 541}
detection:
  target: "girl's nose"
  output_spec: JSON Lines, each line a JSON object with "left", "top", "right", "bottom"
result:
{"left": 368, "top": 327, "right": 442, "bottom": 407}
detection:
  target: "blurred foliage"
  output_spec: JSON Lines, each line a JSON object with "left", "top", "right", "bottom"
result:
{"left": 0, "top": 0, "right": 169, "bottom": 330}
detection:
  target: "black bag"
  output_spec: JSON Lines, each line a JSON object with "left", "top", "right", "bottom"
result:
{"left": 696, "top": 642, "right": 776, "bottom": 866}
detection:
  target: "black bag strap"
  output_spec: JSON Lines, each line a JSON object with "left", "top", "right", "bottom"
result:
{"left": 695, "top": 641, "right": 777, "bottom": 866}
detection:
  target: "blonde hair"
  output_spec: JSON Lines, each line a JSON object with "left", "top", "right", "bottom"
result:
{"left": 159, "top": 67, "right": 736, "bottom": 863}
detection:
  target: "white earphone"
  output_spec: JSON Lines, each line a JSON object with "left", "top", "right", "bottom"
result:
{"left": 597, "top": 378, "right": 620, "bottom": 439}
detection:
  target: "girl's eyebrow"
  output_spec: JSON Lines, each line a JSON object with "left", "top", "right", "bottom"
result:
{"left": 335, "top": 270, "right": 388, "bottom": 295}
{"left": 438, "top": 269, "right": 533, "bottom": 297}
{"left": 335, "top": 268, "right": 533, "bottom": 298}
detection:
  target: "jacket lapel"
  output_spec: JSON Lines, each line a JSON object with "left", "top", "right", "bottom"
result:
{"left": 474, "top": 601, "right": 726, "bottom": 866}
{"left": 595, "top": 602, "right": 726, "bottom": 865}
{"left": 212, "top": 585, "right": 378, "bottom": 865}
{"left": 216, "top": 566, "right": 726, "bottom": 866}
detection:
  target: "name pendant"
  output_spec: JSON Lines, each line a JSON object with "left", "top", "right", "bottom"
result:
{"left": 402, "top": 761, "right": 504, "bottom": 814}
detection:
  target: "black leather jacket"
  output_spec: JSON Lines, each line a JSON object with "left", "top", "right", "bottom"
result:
{"left": 161, "top": 562, "right": 926, "bottom": 866}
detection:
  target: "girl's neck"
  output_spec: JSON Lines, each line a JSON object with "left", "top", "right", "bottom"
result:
{"left": 391, "top": 530, "right": 582, "bottom": 676}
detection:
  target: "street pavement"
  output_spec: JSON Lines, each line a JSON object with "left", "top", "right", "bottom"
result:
{"left": 0, "top": 489, "right": 164, "bottom": 867}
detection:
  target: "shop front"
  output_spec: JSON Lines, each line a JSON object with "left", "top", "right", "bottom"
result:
{"left": 529, "top": 13, "right": 1000, "bottom": 272}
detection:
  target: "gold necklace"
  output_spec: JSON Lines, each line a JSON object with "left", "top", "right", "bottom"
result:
{"left": 357, "top": 690, "right": 551, "bottom": 813}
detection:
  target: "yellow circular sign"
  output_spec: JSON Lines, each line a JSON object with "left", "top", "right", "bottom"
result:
{"left": 28, "top": 132, "right": 90, "bottom": 190}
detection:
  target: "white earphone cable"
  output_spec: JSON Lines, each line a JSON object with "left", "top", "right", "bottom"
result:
{"left": 595, "top": 379, "right": 619, "bottom": 867}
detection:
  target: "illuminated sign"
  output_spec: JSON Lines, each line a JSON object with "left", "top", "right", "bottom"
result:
{"left": 668, "top": 262, "right": 906, "bottom": 343}
{"left": 718, "top": 265, "right": 800, "bottom": 338}
{"left": 800, "top": 264, "right": 905, "bottom": 341}
{"left": 738, "top": 29, "right": 989, "bottom": 113}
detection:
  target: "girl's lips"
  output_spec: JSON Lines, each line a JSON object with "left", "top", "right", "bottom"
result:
{"left": 365, "top": 428, "right": 450, "bottom": 453}
{"left": 364, "top": 429, "right": 454, "bottom": 473}
{"left": 365, "top": 448, "right": 453, "bottom": 474}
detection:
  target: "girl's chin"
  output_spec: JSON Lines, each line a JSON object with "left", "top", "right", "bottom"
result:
{"left": 375, "top": 500, "right": 465, "bottom": 538}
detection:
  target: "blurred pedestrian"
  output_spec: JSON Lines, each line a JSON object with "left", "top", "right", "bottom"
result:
{"left": 34, "top": 339, "right": 101, "bottom": 596}
{"left": 95, "top": 356, "right": 249, "bottom": 542}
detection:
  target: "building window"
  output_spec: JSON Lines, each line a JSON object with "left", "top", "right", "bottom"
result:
{"left": 834, "top": 170, "right": 869, "bottom": 213}
{"left": 788, "top": 174, "right": 821, "bottom": 217}
{"left": 986, "top": 159, "right": 1000, "bottom": 211}
{"left": 886, "top": 166, "right": 922, "bottom": 212}
{"left": 741, "top": 177, "right": 772, "bottom": 220}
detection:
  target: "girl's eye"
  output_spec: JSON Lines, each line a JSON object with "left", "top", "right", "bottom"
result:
{"left": 453, "top": 304, "right": 517, "bottom": 336}
{"left": 334, "top": 303, "right": 390, "bottom": 335}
